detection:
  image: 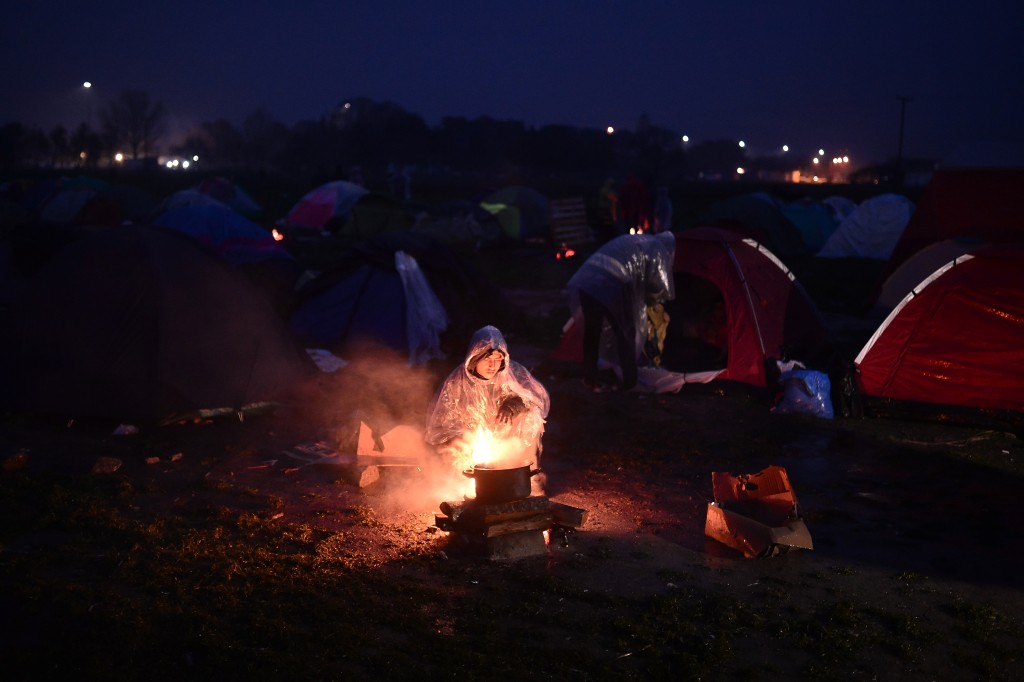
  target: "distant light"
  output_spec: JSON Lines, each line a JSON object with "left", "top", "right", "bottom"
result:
{"left": 182, "top": 160, "right": 190, "bottom": 169}
{"left": 83, "top": 81, "right": 92, "bottom": 89}
{"left": 782, "top": 145, "right": 789, "bottom": 152}
{"left": 738, "top": 140, "right": 746, "bottom": 148}
{"left": 114, "top": 152, "right": 123, "bottom": 163}
{"left": 79, "top": 151, "right": 87, "bottom": 160}
{"left": 606, "top": 126, "right": 615, "bottom": 134}
{"left": 818, "top": 148, "right": 825, "bottom": 156}
{"left": 192, "top": 155, "right": 199, "bottom": 162}
{"left": 737, "top": 167, "right": 746, "bottom": 174}
{"left": 812, "top": 157, "right": 820, "bottom": 164}
{"left": 842, "top": 155, "right": 849, "bottom": 163}
{"left": 166, "top": 161, "right": 174, "bottom": 168}
{"left": 343, "top": 102, "right": 351, "bottom": 109}
{"left": 272, "top": 228, "right": 284, "bottom": 242}
{"left": 681, "top": 135, "right": 689, "bottom": 143}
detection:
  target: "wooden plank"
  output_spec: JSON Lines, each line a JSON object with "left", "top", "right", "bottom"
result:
{"left": 485, "top": 512, "right": 554, "bottom": 538}
{"left": 440, "top": 496, "right": 550, "bottom": 522}
{"left": 550, "top": 501, "right": 589, "bottom": 528}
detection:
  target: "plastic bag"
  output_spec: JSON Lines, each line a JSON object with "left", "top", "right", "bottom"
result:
{"left": 773, "top": 369, "right": 834, "bottom": 419}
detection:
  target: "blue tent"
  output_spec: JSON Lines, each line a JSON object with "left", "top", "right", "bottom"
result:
{"left": 783, "top": 200, "right": 838, "bottom": 252}
{"left": 153, "top": 203, "right": 291, "bottom": 265}
{"left": 288, "top": 264, "right": 407, "bottom": 354}
{"left": 699, "top": 193, "right": 808, "bottom": 257}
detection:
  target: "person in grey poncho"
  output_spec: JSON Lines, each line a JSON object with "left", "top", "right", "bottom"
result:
{"left": 567, "top": 232, "right": 676, "bottom": 391}
{"left": 425, "top": 325, "right": 550, "bottom": 467}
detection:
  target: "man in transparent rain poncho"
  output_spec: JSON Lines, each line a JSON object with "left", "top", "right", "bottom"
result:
{"left": 567, "top": 232, "right": 676, "bottom": 392}
{"left": 425, "top": 325, "right": 550, "bottom": 473}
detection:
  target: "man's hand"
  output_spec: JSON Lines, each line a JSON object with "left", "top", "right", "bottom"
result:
{"left": 496, "top": 395, "right": 527, "bottom": 423}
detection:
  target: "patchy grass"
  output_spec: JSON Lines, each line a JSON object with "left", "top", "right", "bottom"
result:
{"left": 3, "top": 465, "right": 1023, "bottom": 680}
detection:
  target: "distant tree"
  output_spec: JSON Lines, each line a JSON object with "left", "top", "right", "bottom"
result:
{"left": 169, "top": 131, "right": 214, "bottom": 169}
{"left": 0, "top": 123, "right": 49, "bottom": 169}
{"left": 100, "top": 89, "right": 167, "bottom": 160}
{"left": 172, "top": 119, "right": 243, "bottom": 170}
{"left": 48, "top": 126, "right": 71, "bottom": 167}
{"left": 327, "top": 97, "right": 429, "bottom": 172}
{"left": 686, "top": 139, "right": 746, "bottom": 179}
{"left": 70, "top": 124, "right": 104, "bottom": 168}
{"left": 241, "top": 109, "right": 288, "bottom": 172}
{"left": 277, "top": 119, "right": 343, "bottom": 182}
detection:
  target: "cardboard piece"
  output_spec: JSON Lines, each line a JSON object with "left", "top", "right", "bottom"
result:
{"left": 356, "top": 421, "right": 431, "bottom": 460}
{"left": 704, "top": 465, "right": 813, "bottom": 558}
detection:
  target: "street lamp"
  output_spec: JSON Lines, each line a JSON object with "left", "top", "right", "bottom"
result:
{"left": 83, "top": 81, "right": 93, "bottom": 127}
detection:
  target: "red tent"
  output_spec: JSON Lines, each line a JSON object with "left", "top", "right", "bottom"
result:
{"left": 855, "top": 245, "right": 1024, "bottom": 412}
{"left": 279, "top": 180, "right": 369, "bottom": 231}
{"left": 552, "top": 227, "right": 830, "bottom": 387}
{"left": 884, "top": 167, "right": 1024, "bottom": 276}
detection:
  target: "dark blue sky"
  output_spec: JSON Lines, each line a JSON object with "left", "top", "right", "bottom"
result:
{"left": 3, "top": 1, "right": 1021, "bottom": 166}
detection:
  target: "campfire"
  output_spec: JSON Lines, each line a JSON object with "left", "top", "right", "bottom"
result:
{"left": 435, "top": 427, "right": 587, "bottom": 559}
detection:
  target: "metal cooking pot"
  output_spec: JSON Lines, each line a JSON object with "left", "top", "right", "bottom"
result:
{"left": 463, "top": 462, "right": 541, "bottom": 504}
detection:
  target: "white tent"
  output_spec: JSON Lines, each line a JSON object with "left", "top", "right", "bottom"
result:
{"left": 817, "top": 193, "right": 915, "bottom": 260}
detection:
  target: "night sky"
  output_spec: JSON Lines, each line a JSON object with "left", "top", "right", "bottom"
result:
{"left": 3, "top": 1, "right": 1022, "bottom": 166}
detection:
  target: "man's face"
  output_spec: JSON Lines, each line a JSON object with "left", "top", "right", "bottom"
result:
{"left": 475, "top": 350, "right": 504, "bottom": 380}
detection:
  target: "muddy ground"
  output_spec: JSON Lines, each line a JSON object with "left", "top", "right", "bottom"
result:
{"left": 2, "top": 271, "right": 1023, "bottom": 680}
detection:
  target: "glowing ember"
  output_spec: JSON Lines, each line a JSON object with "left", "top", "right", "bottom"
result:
{"left": 272, "top": 228, "right": 284, "bottom": 241}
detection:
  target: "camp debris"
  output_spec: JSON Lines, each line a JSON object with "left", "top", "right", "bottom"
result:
{"left": 704, "top": 465, "right": 813, "bottom": 559}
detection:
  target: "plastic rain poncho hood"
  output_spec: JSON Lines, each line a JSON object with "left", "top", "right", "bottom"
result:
{"left": 424, "top": 326, "right": 549, "bottom": 452}
{"left": 567, "top": 232, "right": 676, "bottom": 359}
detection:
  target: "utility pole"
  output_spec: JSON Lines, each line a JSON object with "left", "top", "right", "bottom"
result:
{"left": 896, "top": 96, "right": 911, "bottom": 188}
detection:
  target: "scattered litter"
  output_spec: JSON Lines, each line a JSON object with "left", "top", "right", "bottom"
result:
{"left": 705, "top": 465, "right": 813, "bottom": 558}
{"left": 145, "top": 457, "right": 161, "bottom": 465}
{"left": 772, "top": 369, "right": 834, "bottom": 419}
{"left": 2, "top": 451, "right": 29, "bottom": 472}
{"left": 283, "top": 441, "right": 356, "bottom": 467}
{"left": 92, "top": 457, "right": 123, "bottom": 474}
{"left": 306, "top": 348, "right": 348, "bottom": 372}
{"left": 170, "top": 452, "right": 184, "bottom": 462}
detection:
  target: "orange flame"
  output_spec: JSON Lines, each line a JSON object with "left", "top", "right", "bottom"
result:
{"left": 446, "top": 427, "right": 536, "bottom": 498}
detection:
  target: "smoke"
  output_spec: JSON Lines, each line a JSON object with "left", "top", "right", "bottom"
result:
{"left": 320, "top": 347, "right": 472, "bottom": 512}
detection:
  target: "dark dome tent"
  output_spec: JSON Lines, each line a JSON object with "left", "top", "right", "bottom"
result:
{"left": 0, "top": 226, "right": 316, "bottom": 421}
